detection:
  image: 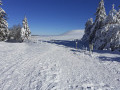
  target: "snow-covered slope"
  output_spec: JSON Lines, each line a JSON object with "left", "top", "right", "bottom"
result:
{"left": 62, "top": 29, "right": 84, "bottom": 36}
{"left": 0, "top": 34, "right": 120, "bottom": 90}
{"left": 37, "top": 30, "right": 84, "bottom": 41}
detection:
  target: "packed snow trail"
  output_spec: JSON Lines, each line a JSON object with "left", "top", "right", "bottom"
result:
{"left": 0, "top": 42, "right": 61, "bottom": 90}
{"left": 0, "top": 36, "right": 120, "bottom": 90}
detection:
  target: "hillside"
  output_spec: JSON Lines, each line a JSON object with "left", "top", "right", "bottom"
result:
{"left": 62, "top": 29, "right": 84, "bottom": 36}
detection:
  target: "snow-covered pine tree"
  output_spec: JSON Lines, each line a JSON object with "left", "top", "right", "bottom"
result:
{"left": 82, "top": 18, "right": 93, "bottom": 42}
{"left": 20, "top": 27, "right": 25, "bottom": 42}
{"left": 22, "top": 16, "right": 31, "bottom": 39}
{"left": 105, "top": 4, "right": 118, "bottom": 24}
{"left": 95, "top": 0, "right": 106, "bottom": 23}
{"left": 82, "top": 1, "right": 120, "bottom": 51}
{"left": 117, "top": 9, "right": 120, "bottom": 23}
{"left": 0, "top": 0, "right": 9, "bottom": 41}
{"left": 89, "top": 0, "right": 106, "bottom": 43}
{"left": 93, "top": 5, "right": 120, "bottom": 50}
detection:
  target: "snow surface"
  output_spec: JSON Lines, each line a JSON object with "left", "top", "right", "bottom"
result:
{"left": 0, "top": 30, "right": 120, "bottom": 90}
{"left": 62, "top": 29, "right": 84, "bottom": 36}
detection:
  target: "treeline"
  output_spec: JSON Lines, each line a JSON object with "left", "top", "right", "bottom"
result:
{"left": 0, "top": 0, "right": 31, "bottom": 42}
{"left": 82, "top": 0, "right": 120, "bottom": 51}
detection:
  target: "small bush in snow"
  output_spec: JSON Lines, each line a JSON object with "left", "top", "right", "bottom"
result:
{"left": 8, "top": 24, "right": 24, "bottom": 42}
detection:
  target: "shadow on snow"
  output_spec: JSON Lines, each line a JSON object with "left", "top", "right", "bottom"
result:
{"left": 45, "top": 39, "right": 120, "bottom": 62}
{"left": 99, "top": 56, "right": 120, "bottom": 62}
{"left": 93, "top": 50, "right": 120, "bottom": 55}
{"left": 46, "top": 40, "right": 88, "bottom": 49}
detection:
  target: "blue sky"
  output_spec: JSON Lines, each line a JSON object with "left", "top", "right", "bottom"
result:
{"left": 2, "top": 0, "right": 120, "bottom": 35}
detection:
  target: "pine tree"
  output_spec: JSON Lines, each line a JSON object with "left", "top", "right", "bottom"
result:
{"left": 22, "top": 16, "right": 31, "bottom": 39}
{"left": 105, "top": 4, "right": 118, "bottom": 24}
{"left": 118, "top": 9, "right": 120, "bottom": 19}
{"left": 82, "top": 1, "right": 120, "bottom": 51}
{"left": 20, "top": 27, "right": 25, "bottom": 42}
{"left": 82, "top": 18, "right": 93, "bottom": 42}
{"left": 95, "top": 0, "right": 106, "bottom": 23}
{"left": 89, "top": 0, "right": 106, "bottom": 43}
{"left": 0, "top": 0, "right": 9, "bottom": 41}
{"left": 85, "top": 18, "right": 93, "bottom": 32}
{"left": 117, "top": 9, "right": 120, "bottom": 23}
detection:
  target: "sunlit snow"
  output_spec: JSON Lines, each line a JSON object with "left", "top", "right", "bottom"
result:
{"left": 0, "top": 30, "right": 120, "bottom": 90}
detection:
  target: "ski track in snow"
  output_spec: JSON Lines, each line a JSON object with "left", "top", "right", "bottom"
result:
{"left": 0, "top": 35, "right": 120, "bottom": 90}
{"left": 0, "top": 42, "right": 60, "bottom": 90}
